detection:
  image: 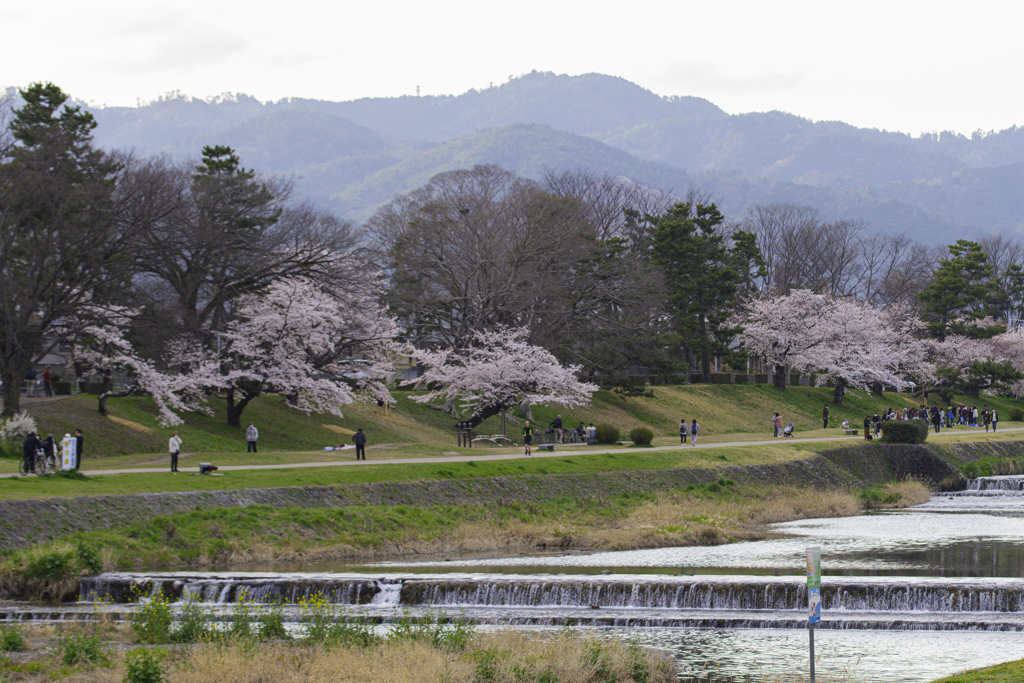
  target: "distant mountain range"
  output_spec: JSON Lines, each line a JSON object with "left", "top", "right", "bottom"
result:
{"left": 85, "top": 71, "right": 1024, "bottom": 241}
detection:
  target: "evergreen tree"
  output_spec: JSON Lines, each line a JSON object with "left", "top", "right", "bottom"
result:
{"left": 918, "top": 240, "right": 1004, "bottom": 341}
{"left": 648, "top": 202, "right": 764, "bottom": 382}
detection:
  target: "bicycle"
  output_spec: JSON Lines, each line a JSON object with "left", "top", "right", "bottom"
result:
{"left": 19, "top": 449, "right": 56, "bottom": 476}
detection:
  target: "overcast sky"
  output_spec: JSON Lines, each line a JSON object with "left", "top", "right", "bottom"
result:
{"left": 5, "top": 0, "right": 1021, "bottom": 136}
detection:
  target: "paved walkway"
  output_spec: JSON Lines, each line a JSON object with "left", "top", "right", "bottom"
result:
{"left": 7, "top": 426, "right": 1017, "bottom": 478}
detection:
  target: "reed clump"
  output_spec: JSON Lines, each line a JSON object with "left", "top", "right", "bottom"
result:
{"left": 0, "top": 624, "right": 675, "bottom": 683}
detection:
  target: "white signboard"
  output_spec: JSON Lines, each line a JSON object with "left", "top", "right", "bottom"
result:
{"left": 61, "top": 434, "right": 76, "bottom": 471}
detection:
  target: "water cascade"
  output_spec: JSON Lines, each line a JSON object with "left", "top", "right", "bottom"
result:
{"left": 70, "top": 572, "right": 1024, "bottom": 632}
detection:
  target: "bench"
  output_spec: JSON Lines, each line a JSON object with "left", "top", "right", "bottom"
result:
{"left": 845, "top": 429, "right": 859, "bottom": 435}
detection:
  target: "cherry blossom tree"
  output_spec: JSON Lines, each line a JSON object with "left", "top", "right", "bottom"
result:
{"left": 203, "top": 275, "right": 399, "bottom": 427}
{"left": 65, "top": 305, "right": 197, "bottom": 426}
{"left": 406, "top": 326, "right": 598, "bottom": 429}
{"left": 737, "top": 290, "right": 923, "bottom": 404}
{"left": 734, "top": 289, "right": 834, "bottom": 388}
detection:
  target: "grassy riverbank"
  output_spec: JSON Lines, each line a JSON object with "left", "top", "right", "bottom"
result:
{"left": 15, "top": 386, "right": 1024, "bottom": 461}
{"left": 930, "top": 659, "right": 1024, "bottom": 682}
{"left": 0, "top": 480, "right": 929, "bottom": 601}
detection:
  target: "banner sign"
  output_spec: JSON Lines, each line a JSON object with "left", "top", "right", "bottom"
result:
{"left": 807, "top": 546, "right": 821, "bottom": 624}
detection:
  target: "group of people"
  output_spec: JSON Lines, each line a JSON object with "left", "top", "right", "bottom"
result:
{"left": 860, "top": 404, "right": 998, "bottom": 437}
{"left": 24, "top": 365, "right": 55, "bottom": 397}
{"left": 678, "top": 418, "right": 700, "bottom": 446}
{"left": 521, "top": 420, "right": 597, "bottom": 454}
{"left": 21, "top": 429, "right": 83, "bottom": 473}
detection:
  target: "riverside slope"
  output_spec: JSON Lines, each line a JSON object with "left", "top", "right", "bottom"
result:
{"left": 0, "top": 442, "right": 981, "bottom": 551}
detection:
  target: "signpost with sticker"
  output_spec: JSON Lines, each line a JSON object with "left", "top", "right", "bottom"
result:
{"left": 806, "top": 547, "right": 821, "bottom": 682}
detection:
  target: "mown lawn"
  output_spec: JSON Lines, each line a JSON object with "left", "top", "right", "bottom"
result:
{"left": 930, "top": 659, "right": 1024, "bottom": 682}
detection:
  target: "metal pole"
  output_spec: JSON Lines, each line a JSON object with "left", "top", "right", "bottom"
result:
{"left": 809, "top": 623, "right": 815, "bottom": 683}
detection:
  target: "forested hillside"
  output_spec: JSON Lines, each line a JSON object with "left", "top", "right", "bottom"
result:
{"left": 78, "top": 71, "right": 1024, "bottom": 237}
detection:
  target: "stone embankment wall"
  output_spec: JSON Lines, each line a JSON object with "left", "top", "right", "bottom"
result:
{"left": 0, "top": 441, "right": 1009, "bottom": 551}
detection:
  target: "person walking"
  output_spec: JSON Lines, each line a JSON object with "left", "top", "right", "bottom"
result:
{"left": 41, "top": 365, "right": 54, "bottom": 397}
{"left": 772, "top": 413, "right": 783, "bottom": 438}
{"left": 74, "top": 429, "right": 84, "bottom": 470}
{"left": 523, "top": 421, "right": 534, "bottom": 455}
{"left": 246, "top": 422, "right": 259, "bottom": 453}
{"left": 353, "top": 428, "right": 367, "bottom": 460}
{"left": 992, "top": 409, "right": 999, "bottom": 432}
{"left": 982, "top": 406, "right": 991, "bottom": 432}
{"left": 689, "top": 419, "right": 699, "bottom": 446}
{"left": 863, "top": 415, "right": 871, "bottom": 439}
{"left": 931, "top": 409, "right": 941, "bottom": 434}
{"left": 549, "top": 415, "right": 563, "bottom": 444}
{"left": 168, "top": 431, "right": 182, "bottom": 473}
{"left": 679, "top": 418, "right": 688, "bottom": 445}
{"left": 586, "top": 423, "right": 596, "bottom": 445}
{"left": 822, "top": 405, "right": 829, "bottom": 429}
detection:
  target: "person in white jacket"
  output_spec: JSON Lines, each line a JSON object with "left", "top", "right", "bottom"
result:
{"left": 246, "top": 423, "right": 259, "bottom": 453}
{"left": 169, "top": 431, "right": 182, "bottom": 473}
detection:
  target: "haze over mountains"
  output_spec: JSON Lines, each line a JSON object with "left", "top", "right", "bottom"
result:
{"left": 85, "top": 71, "right": 1024, "bottom": 241}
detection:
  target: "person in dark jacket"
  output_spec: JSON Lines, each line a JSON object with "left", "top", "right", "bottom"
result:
{"left": 822, "top": 405, "right": 829, "bottom": 429}
{"left": 22, "top": 432, "right": 40, "bottom": 473}
{"left": 353, "top": 428, "right": 367, "bottom": 460}
{"left": 74, "top": 429, "right": 84, "bottom": 470}
{"left": 863, "top": 415, "right": 871, "bottom": 440}
{"left": 41, "top": 434, "right": 56, "bottom": 460}
{"left": 523, "top": 421, "right": 534, "bottom": 455}
{"left": 931, "top": 409, "right": 941, "bottom": 433}
{"left": 549, "top": 415, "right": 563, "bottom": 443}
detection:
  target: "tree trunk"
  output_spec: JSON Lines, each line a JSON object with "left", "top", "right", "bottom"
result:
{"left": 699, "top": 314, "right": 712, "bottom": 382}
{"left": 833, "top": 378, "right": 847, "bottom": 406}
{"left": 772, "top": 364, "right": 787, "bottom": 389}
{"left": 97, "top": 369, "right": 113, "bottom": 416}
{"left": 2, "top": 370, "right": 20, "bottom": 416}
{"left": 226, "top": 381, "right": 263, "bottom": 427}
{"left": 870, "top": 381, "right": 884, "bottom": 397}
{"left": 465, "top": 403, "right": 505, "bottom": 429}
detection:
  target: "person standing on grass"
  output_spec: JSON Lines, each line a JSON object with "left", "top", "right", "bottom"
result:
{"left": 41, "top": 365, "right": 54, "bottom": 397}
{"left": 246, "top": 422, "right": 259, "bottom": 453}
{"left": 523, "top": 421, "right": 534, "bottom": 455}
{"left": 353, "top": 428, "right": 367, "bottom": 460}
{"left": 772, "top": 413, "right": 784, "bottom": 438}
{"left": 168, "top": 431, "right": 182, "bottom": 473}
{"left": 863, "top": 415, "right": 871, "bottom": 439}
{"left": 931, "top": 409, "right": 941, "bottom": 434}
{"left": 822, "top": 405, "right": 829, "bottom": 429}
{"left": 679, "top": 418, "right": 688, "bottom": 445}
{"left": 982, "top": 406, "right": 991, "bottom": 432}
{"left": 689, "top": 419, "right": 699, "bottom": 446}
{"left": 74, "top": 429, "right": 83, "bottom": 470}
{"left": 992, "top": 409, "right": 999, "bottom": 431}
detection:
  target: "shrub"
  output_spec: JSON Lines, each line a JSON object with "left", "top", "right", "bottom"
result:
{"left": 0, "top": 625, "right": 24, "bottom": 652}
{"left": 53, "top": 381, "right": 72, "bottom": 395}
{"left": 710, "top": 373, "right": 731, "bottom": 384}
{"left": 131, "top": 588, "right": 173, "bottom": 644}
{"left": 754, "top": 373, "right": 769, "bottom": 384}
{"left": 123, "top": 649, "right": 167, "bottom": 683}
{"left": 594, "top": 424, "right": 619, "bottom": 444}
{"left": 0, "top": 410, "right": 37, "bottom": 444}
{"left": 734, "top": 374, "right": 749, "bottom": 384}
{"left": 174, "top": 593, "right": 214, "bottom": 643}
{"left": 1009, "top": 408, "right": 1024, "bottom": 421}
{"left": 688, "top": 372, "right": 703, "bottom": 384}
{"left": 60, "top": 633, "right": 109, "bottom": 666}
{"left": 628, "top": 427, "right": 654, "bottom": 446}
{"left": 257, "top": 603, "right": 289, "bottom": 641}
{"left": 879, "top": 420, "right": 928, "bottom": 444}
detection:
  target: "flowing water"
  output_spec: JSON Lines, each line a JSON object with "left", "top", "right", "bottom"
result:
{"left": 60, "top": 475, "right": 1024, "bottom": 680}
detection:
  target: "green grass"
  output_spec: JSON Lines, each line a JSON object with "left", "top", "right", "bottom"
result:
{"left": 0, "top": 443, "right": 820, "bottom": 500}
{"left": 930, "top": 659, "right": 1024, "bottom": 682}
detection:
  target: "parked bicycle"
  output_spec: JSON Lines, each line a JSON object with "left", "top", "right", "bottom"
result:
{"left": 19, "top": 449, "right": 57, "bottom": 476}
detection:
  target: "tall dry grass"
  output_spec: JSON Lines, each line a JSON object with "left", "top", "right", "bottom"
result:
{"left": 13, "top": 629, "right": 675, "bottom": 683}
